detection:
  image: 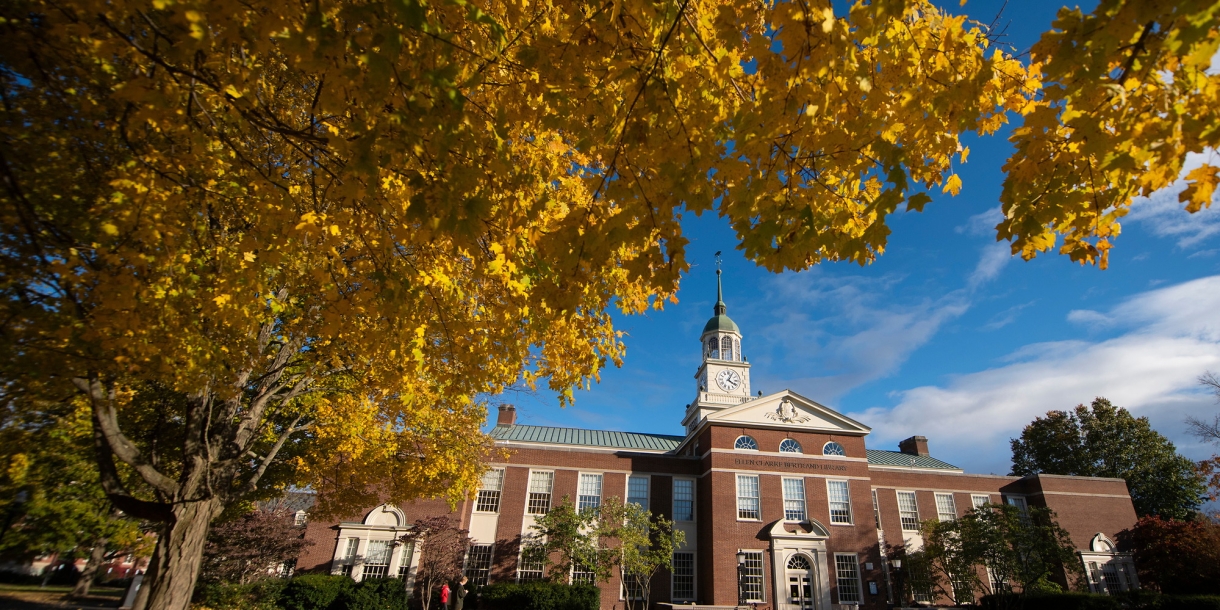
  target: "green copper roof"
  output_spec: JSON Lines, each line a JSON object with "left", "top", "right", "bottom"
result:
{"left": 703, "top": 267, "right": 740, "bottom": 335}
{"left": 489, "top": 424, "right": 684, "bottom": 451}
{"left": 702, "top": 314, "right": 740, "bottom": 334}
{"left": 866, "top": 449, "right": 960, "bottom": 470}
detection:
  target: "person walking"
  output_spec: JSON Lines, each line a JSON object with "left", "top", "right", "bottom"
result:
{"left": 453, "top": 576, "right": 468, "bottom": 610}
{"left": 440, "top": 582, "right": 450, "bottom": 609}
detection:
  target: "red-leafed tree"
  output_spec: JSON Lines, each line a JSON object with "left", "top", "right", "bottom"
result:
{"left": 199, "top": 505, "right": 313, "bottom": 585}
{"left": 1116, "top": 516, "right": 1220, "bottom": 594}
{"left": 400, "top": 516, "right": 469, "bottom": 610}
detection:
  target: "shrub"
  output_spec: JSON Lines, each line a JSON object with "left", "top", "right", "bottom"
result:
{"left": 329, "top": 577, "right": 410, "bottom": 610}
{"left": 193, "top": 579, "right": 287, "bottom": 610}
{"left": 279, "top": 574, "right": 355, "bottom": 610}
{"left": 478, "top": 582, "right": 599, "bottom": 610}
{"left": 1156, "top": 596, "right": 1220, "bottom": 610}
{"left": 979, "top": 593, "right": 1120, "bottom": 610}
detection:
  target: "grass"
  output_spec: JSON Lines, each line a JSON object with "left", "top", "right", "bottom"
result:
{"left": 0, "top": 583, "right": 126, "bottom": 598}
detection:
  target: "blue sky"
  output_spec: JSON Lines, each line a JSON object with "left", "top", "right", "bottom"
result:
{"left": 489, "top": 0, "right": 1220, "bottom": 477}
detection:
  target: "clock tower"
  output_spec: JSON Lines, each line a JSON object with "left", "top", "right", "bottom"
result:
{"left": 681, "top": 264, "right": 753, "bottom": 433}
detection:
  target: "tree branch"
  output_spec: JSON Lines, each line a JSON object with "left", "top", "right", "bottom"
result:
{"left": 73, "top": 377, "right": 179, "bottom": 496}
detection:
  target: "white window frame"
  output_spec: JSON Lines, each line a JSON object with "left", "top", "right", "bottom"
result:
{"left": 934, "top": 493, "right": 957, "bottom": 522}
{"left": 827, "top": 480, "right": 853, "bottom": 525}
{"left": 361, "top": 539, "right": 393, "bottom": 580}
{"left": 871, "top": 489, "right": 881, "bottom": 529}
{"left": 1005, "top": 495, "right": 1028, "bottom": 513}
{"left": 465, "top": 543, "right": 494, "bottom": 587}
{"left": 578, "top": 472, "right": 603, "bottom": 513}
{"left": 526, "top": 470, "right": 554, "bottom": 515}
{"left": 823, "top": 441, "right": 847, "bottom": 456}
{"left": 739, "top": 550, "right": 765, "bottom": 603}
{"left": 735, "top": 435, "right": 759, "bottom": 451}
{"left": 834, "top": 553, "right": 863, "bottom": 605}
{"left": 782, "top": 477, "right": 807, "bottom": 522}
{"left": 397, "top": 541, "right": 415, "bottom": 580}
{"left": 475, "top": 468, "right": 505, "bottom": 513}
{"left": 779, "top": 438, "right": 803, "bottom": 453}
{"left": 971, "top": 494, "right": 991, "bottom": 509}
{"left": 672, "top": 551, "right": 696, "bottom": 601}
{"left": 897, "top": 490, "right": 920, "bottom": 531}
{"left": 673, "top": 478, "right": 695, "bottom": 522}
{"left": 627, "top": 475, "right": 650, "bottom": 509}
{"left": 736, "top": 474, "right": 761, "bottom": 521}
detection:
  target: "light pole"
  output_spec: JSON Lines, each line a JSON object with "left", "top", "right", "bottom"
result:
{"left": 736, "top": 551, "right": 747, "bottom": 608}
{"left": 890, "top": 559, "right": 903, "bottom": 609}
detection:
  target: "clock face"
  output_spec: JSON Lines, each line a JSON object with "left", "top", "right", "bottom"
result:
{"left": 716, "top": 369, "right": 742, "bottom": 392}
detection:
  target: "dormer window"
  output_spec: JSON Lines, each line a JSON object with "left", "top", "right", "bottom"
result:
{"left": 734, "top": 435, "right": 758, "bottom": 451}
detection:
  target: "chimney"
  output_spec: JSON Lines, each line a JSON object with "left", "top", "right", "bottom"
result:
{"left": 898, "top": 435, "right": 929, "bottom": 457}
{"left": 497, "top": 404, "right": 517, "bottom": 427}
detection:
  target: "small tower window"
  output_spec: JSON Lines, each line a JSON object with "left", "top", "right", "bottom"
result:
{"left": 823, "top": 442, "right": 846, "bottom": 456}
{"left": 779, "top": 439, "right": 802, "bottom": 453}
{"left": 720, "top": 336, "right": 734, "bottom": 361}
{"left": 707, "top": 337, "right": 719, "bottom": 360}
{"left": 734, "top": 435, "right": 758, "bottom": 451}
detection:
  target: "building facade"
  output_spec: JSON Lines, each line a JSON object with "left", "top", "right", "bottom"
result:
{"left": 297, "top": 270, "right": 1140, "bottom": 608}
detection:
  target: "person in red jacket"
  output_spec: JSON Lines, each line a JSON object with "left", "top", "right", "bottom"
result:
{"left": 440, "top": 582, "right": 450, "bottom": 608}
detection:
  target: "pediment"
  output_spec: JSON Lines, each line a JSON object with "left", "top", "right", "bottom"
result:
{"left": 706, "top": 390, "right": 870, "bottom": 434}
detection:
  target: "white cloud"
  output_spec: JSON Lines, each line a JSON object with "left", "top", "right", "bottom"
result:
{"left": 853, "top": 275, "right": 1220, "bottom": 475}
{"left": 1126, "top": 150, "right": 1220, "bottom": 249}
{"left": 957, "top": 206, "right": 1004, "bottom": 236}
{"left": 968, "top": 242, "right": 1012, "bottom": 288}
{"left": 1066, "top": 309, "right": 1112, "bottom": 327}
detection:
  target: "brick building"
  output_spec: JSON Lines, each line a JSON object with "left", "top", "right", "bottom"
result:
{"left": 298, "top": 270, "right": 1140, "bottom": 608}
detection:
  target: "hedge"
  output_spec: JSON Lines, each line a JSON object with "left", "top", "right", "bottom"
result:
{"left": 330, "top": 577, "right": 411, "bottom": 610}
{"left": 478, "top": 582, "right": 600, "bottom": 610}
{"left": 980, "top": 592, "right": 1220, "bottom": 610}
{"left": 278, "top": 574, "right": 355, "bottom": 610}
{"left": 194, "top": 579, "right": 288, "bottom": 610}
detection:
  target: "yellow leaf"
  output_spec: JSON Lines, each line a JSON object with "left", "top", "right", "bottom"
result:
{"left": 100, "top": 222, "right": 119, "bottom": 236}
{"left": 943, "top": 174, "right": 963, "bottom": 196}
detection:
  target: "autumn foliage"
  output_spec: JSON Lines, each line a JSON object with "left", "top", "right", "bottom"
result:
{"left": 1, "top": 0, "right": 1217, "bottom": 607}
{"left": 1116, "top": 516, "right": 1220, "bottom": 594}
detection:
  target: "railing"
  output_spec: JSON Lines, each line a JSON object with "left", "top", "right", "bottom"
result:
{"left": 700, "top": 392, "right": 753, "bottom": 405}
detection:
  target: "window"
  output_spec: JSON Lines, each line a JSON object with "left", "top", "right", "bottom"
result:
{"left": 622, "top": 573, "right": 645, "bottom": 600}
{"left": 476, "top": 468, "right": 504, "bottom": 513}
{"left": 834, "top": 554, "right": 862, "bottom": 604}
{"left": 872, "top": 489, "right": 881, "bottom": 528}
{"left": 465, "top": 544, "right": 494, "bottom": 587}
{"left": 779, "top": 438, "right": 802, "bottom": 453}
{"left": 935, "top": 493, "right": 957, "bottom": 521}
{"left": 339, "top": 565, "right": 353, "bottom": 577}
{"left": 518, "top": 544, "right": 545, "bottom": 582}
{"left": 362, "top": 540, "right": 392, "bottom": 579}
{"left": 673, "top": 479, "right": 695, "bottom": 521}
{"left": 827, "top": 480, "right": 853, "bottom": 524}
{"left": 672, "top": 552, "right": 695, "bottom": 600}
{"left": 342, "top": 538, "right": 359, "bottom": 560}
{"left": 1006, "top": 495, "right": 1028, "bottom": 513}
{"left": 739, "top": 551, "right": 765, "bottom": 602}
{"left": 971, "top": 494, "right": 991, "bottom": 509}
{"left": 721, "top": 336, "right": 735, "bottom": 361}
{"left": 294, "top": 511, "right": 307, "bottom": 526}
{"left": 897, "top": 491, "right": 920, "bottom": 531}
{"left": 578, "top": 473, "right": 603, "bottom": 512}
{"left": 823, "top": 441, "right": 846, "bottom": 456}
{"left": 735, "top": 435, "right": 758, "bottom": 450}
{"left": 397, "top": 542, "right": 414, "bottom": 579}
{"left": 782, "top": 478, "right": 807, "bottom": 521}
{"left": 527, "top": 471, "right": 554, "bottom": 515}
{"left": 737, "top": 475, "right": 760, "bottom": 520}
{"left": 627, "top": 475, "right": 649, "bottom": 508}
{"left": 337, "top": 538, "right": 359, "bottom": 577}
{"left": 572, "top": 560, "right": 596, "bottom": 585}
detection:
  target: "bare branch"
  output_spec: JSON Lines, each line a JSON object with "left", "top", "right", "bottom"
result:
{"left": 73, "top": 377, "right": 179, "bottom": 496}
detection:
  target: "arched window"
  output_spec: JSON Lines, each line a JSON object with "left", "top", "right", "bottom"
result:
{"left": 733, "top": 338, "right": 740, "bottom": 361}
{"left": 720, "top": 336, "right": 734, "bottom": 361}
{"left": 779, "top": 439, "right": 802, "bottom": 454}
{"left": 707, "top": 337, "right": 719, "bottom": 360}
{"left": 823, "top": 442, "right": 846, "bottom": 456}
{"left": 734, "top": 435, "right": 758, "bottom": 451}
{"left": 787, "top": 554, "right": 812, "bottom": 570}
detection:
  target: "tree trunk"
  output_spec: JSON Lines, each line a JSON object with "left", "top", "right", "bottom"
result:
{"left": 134, "top": 498, "right": 223, "bottom": 610}
{"left": 71, "top": 541, "right": 107, "bottom": 597}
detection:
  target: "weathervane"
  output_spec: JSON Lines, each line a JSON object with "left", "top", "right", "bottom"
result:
{"left": 715, "top": 250, "right": 722, "bottom": 271}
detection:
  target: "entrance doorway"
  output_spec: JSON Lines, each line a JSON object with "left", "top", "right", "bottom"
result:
{"left": 786, "top": 554, "right": 815, "bottom": 609}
